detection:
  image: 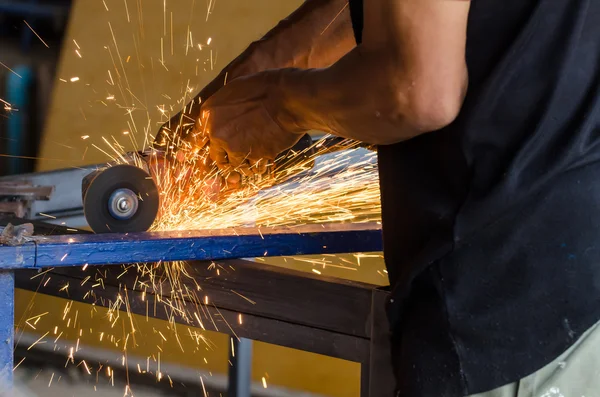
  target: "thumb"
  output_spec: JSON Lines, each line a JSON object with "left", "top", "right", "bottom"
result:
{"left": 209, "top": 140, "right": 229, "bottom": 170}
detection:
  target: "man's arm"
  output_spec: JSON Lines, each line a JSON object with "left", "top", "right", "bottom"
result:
{"left": 273, "top": 0, "right": 471, "bottom": 145}
{"left": 156, "top": 0, "right": 355, "bottom": 146}
{"left": 198, "top": 0, "right": 470, "bottom": 173}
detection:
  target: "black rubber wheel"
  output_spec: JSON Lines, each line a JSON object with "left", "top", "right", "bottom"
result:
{"left": 83, "top": 165, "right": 159, "bottom": 233}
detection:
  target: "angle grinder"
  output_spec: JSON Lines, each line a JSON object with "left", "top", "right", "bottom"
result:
{"left": 82, "top": 130, "right": 367, "bottom": 234}
{"left": 80, "top": 135, "right": 318, "bottom": 234}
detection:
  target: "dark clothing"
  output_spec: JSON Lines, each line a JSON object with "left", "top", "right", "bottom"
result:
{"left": 349, "top": 0, "right": 600, "bottom": 395}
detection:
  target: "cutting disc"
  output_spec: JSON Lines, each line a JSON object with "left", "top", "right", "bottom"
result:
{"left": 83, "top": 165, "right": 159, "bottom": 233}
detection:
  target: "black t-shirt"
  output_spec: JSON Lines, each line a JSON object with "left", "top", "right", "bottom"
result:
{"left": 350, "top": 0, "right": 600, "bottom": 396}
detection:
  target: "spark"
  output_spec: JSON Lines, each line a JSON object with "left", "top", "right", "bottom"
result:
{"left": 70, "top": 77, "right": 80, "bottom": 82}
{"left": 207, "top": 37, "right": 212, "bottom": 45}
{"left": 0, "top": 61, "right": 22, "bottom": 78}
{"left": 312, "top": 269, "right": 322, "bottom": 275}
{"left": 230, "top": 290, "right": 256, "bottom": 305}
{"left": 38, "top": 212, "right": 56, "bottom": 219}
{"left": 321, "top": 3, "right": 350, "bottom": 35}
{"left": 23, "top": 20, "right": 49, "bottom": 48}
{"left": 13, "top": 357, "right": 25, "bottom": 371}
{"left": 123, "top": 0, "right": 131, "bottom": 22}
{"left": 262, "top": 376, "right": 268, "bottom": 388}
{"left": 28, "top": 331, "right": 49, "bottom": 350}
{"left": 26, "top": 312, "right": 49, "bottom": 323}
{"left": 206, "top": 0, "right": 215, "bottom": 21}
{"left": 81, "top": 135, "right": 89, "bottom": 140}
{"left": 75, "top": 49, "right": 82, "bottom": 58}
{"left": 73, "top": 39, "right": 80, "bottom": 49}
{"left": 200, "top": 376, "right": 208, "bottom": 396}
{"left": 170, "top": 12, "right": 173, "bottom": 55}
{"left": 81, "top": 360, "right": 92, "bottom": 375}
{"left": 148, "top": 138, "right": 380, "bottom": 233}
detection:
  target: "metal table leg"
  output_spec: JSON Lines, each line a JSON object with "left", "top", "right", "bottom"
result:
{"left": 0, "top": 271, "right": 14, "bottom": 394}
{"left": 228, "top": 337, "right": 253, "bottom": 397}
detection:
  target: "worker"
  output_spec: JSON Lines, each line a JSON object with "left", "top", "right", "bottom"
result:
{"left": 174, "top": 0, "right": 600, "bottom": 395}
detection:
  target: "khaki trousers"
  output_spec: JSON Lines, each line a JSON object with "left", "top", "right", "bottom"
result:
{"left": 469, "top": 321, "right": 600, "bottom": 397}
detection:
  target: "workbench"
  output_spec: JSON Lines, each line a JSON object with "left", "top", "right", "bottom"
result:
{"left": 0, "top": 220, "right": 395, "bottom": 396}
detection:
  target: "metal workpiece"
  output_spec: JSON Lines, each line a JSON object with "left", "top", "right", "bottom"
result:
{"left": 0, "top": 165, "right": 99, "bottom": 228}
{"left": 0, "top": 182, "right": 53, "bottom": 201}
{"left": 0, "top": 222, "right": 382, "bottom": 269}
{"left": 0, "top": 181, "right": 54, "bottom": 219}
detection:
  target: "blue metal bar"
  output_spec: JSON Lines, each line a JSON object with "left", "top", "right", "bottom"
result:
{"left": 0, "top": 271, "right": 14, "bottom": 393}
{"left": 228, "top": 337, "right": 253, "bottom": 397}
{"left": 0, "top": 223, "right": 382, "bottom": 269}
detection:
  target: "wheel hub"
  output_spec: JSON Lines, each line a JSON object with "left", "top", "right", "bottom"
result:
{"left": 108, "top": 188, "right": 139, "bottom": 220}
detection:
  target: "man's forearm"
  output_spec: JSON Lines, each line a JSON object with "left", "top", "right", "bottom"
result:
{"left": 269, "top": 44, "right": 468, "bottom": 145}
{"left": 248, "top": 0, "right": 355, "bottom": 71}
{"left": 266, "top": 48, "right": 418, "bottom": 145}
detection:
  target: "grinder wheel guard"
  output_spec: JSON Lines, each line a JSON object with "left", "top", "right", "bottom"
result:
{"left": 83, "top": 165, "right": 159, "bottom": 233}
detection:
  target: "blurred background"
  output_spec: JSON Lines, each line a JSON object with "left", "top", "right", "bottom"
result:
{"left": 0, "top": 0, "right": 70, "bottom": 176}
{"left": 1, "top": 1, "right": 387, "bottom": 396}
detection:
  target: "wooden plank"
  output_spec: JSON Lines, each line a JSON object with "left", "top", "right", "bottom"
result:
{"left": 47, "top": 258, "right": 376, "bottom": 338}
{"left": 15, "top": 266, "right": 371, "bottom": 363}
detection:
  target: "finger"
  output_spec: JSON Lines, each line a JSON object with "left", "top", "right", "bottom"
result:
{"left": 236, "top": 162, "right": 253, "bottom": 177}
{"left": 209, "top": 141, "right": 229, "bottom": 170}
{"left": 249, "top": 158, "right": 268, "bottom": 175}
{"left": 226, "top": 171, "right": 242, "bottom": 185}
{"left": 224, "top": 171, "right": 243, "bottom": 190}
{"left": 226, "top": 153, "right": 253, "bottom": 177}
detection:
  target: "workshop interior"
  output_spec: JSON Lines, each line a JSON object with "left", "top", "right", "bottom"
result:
{"left": 0, "top": 1, "right": 390, "bottom": 396}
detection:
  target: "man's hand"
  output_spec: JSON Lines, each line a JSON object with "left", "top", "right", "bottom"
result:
{"left": 199, "top": 73, "right": 306, "bottom": 176}
{"left": 157, "top": 0, "right": 353, "bottom": 152}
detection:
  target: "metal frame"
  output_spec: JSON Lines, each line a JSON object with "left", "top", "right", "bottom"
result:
{"left": 0, "top": 223, "right": 395, "bottom": 395}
